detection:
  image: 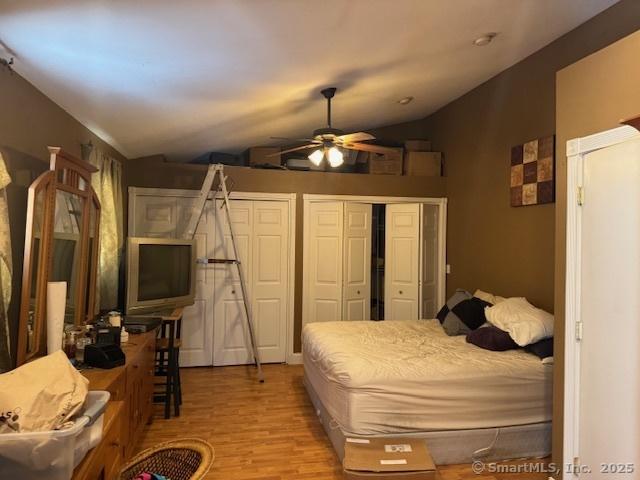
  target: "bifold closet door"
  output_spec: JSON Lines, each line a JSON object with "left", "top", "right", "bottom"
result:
{"left": 420, "top": 204, "right": 440, "bottom": 319}
{"left": 213, "top": 200, "right": 289, "bottom": 366}
{"left": 306, "top": 202, "right": 343, "bottom": 323}
{"left": 343, "top": 203, "right": 372, "bottom": 321}
{"left": 130, "top": 194, "right": 214, "bottom": 367}
{"left": 385, "top": 203, "right": 420, "bottom": 320}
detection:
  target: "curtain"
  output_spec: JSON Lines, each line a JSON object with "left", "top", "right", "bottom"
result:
{"left": 90, "top": 149, "right": 123, "bottom": 311}
{"left": 0, "top": 152, "right": 12, "bottom": 371}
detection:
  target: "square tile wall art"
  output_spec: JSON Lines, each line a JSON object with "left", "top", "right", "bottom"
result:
{"left": 510, "top": 135, "right": 555, "bottom": 207}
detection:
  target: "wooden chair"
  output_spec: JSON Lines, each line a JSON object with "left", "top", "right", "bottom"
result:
{"left": 154, "top": 308, "right": 183, "bottom": 419}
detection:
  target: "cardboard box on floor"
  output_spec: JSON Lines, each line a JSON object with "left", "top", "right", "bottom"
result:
{"left": 343, "top": 438, "right": 437, "bottom": 480}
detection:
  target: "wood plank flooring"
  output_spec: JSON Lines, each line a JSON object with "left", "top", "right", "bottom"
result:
{"left": 137, "top": 365, "right": 550, "bottom": 480}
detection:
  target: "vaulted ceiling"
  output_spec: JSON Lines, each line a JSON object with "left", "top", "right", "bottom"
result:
{"left": 0, "top": 0, "right": 618, "bottom": 161}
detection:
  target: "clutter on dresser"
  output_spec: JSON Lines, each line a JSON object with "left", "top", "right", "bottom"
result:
{"left": 0, "top": 351, "right": 109, "bottom": 480}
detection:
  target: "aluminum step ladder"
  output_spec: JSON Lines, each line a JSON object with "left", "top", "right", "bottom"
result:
{"left": 182, "top": 164, "right": 264, "bottom": 382}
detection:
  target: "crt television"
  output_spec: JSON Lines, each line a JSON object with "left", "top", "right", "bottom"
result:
{"left": 126, "top": 237, "right": 196, "bottom": 315}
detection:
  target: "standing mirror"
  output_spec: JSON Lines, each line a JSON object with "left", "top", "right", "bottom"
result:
{"left": 17, "top": 147, "right": 100, "bottom": 365}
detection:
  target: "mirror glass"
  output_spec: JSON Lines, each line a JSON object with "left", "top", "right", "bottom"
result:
{"left": 26, "top": 187, "right": 46, "bottom": 355}
{"left": 51, "top": 189, "right": 85, "bottom": 325}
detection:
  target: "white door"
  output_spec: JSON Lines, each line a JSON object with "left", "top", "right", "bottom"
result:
{"left": 385, "top": 203, "right": 420, "bottom": 320}
{"left": 213, "top": 200, "right": 289, "bottom": 365}
{"left": 131, "top": 195, "right": 214, "bottom": 367}
{"left": 419, "top": 204, "right": 439, "bottom": 319}
{"left": 213, "top": 199, "right": 253, "bottom": 366}
{"left": 251, "top": 201, "right": 289, "bottom": 363}
{"left": 573, "top": 137, "right": 640, "bottom": 477}
{"left": 306, "top": 202, "right": 343, "bottom": 323}
{"left": 343, "top": 202, "right": 372, "bottom": 321}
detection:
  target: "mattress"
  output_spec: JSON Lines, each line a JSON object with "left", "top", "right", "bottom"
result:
{"left": 302, "top": 319, "right": 553, "bottom": 435}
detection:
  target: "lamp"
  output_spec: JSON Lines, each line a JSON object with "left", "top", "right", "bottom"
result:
{"left": 308, "top": 149, "right": 323, "bottom": 166}
{"left": 327, "top": 147, "right": 344, "bottom": 167}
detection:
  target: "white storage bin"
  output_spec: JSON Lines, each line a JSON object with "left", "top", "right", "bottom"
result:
{"left": 0, "top": 390, "right": 110, "bottom": 480}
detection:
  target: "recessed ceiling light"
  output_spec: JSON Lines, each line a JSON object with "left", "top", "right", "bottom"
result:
{"left": 397, "top": 96, "right": 414, "bottom": 105}
{"left": 473, "top": 33, "right": 497, "bottom": 47}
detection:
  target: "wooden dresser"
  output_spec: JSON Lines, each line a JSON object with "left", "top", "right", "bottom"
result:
{"left": 73, "top": 330, "right": 156, "bottom": 480}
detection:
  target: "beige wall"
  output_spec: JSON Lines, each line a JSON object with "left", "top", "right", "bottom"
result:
{"left": 0, "top": 70, "right": 126, "bottom": 366}
{"left": 403, "top": 0, "right": 640, "bottom": 315}
{"left": 554, "top": 27, "right": 640, "bottom": 467}
{"left": 124, "top": 159, "right": 446, "bottom": 352}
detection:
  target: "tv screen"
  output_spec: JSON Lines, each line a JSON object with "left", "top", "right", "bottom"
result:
{"left": 137, "top": 244, "right": 192, "bottom": 302}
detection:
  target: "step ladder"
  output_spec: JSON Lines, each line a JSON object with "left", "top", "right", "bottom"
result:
{"left": 182, "top": 164, "right": 264, "bottom": 382}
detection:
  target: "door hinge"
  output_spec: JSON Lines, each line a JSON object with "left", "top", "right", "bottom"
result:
{"left": 573, "top": 456, "right": 581, "bottom": 472}
{"left": 577, "top": 186, "right": 585, "bottom": 206}
{"left": 575, "top": 321, "right": 583, "bottom": 341}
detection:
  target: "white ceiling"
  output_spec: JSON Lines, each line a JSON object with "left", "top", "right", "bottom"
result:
{"left": 0, "top": 0, "right": 618, "bottom": 161}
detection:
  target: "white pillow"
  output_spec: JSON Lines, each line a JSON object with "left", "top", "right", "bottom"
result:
{"left": 473, "top": 289, "right": 506, "bottom": 305}
{"left": 484, "top": 297, "right": 554, "bottom": 347}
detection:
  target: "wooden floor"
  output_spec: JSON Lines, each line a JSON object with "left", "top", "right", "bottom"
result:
{"left": 137, "top": 364, "right": 549, "bottom": 480}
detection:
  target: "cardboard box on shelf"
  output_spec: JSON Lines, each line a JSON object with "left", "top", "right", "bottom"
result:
{"left": 343, "top": 438, "right": 437, "bottom": 480}
{"left": 404, "top": 151, "right": 442, "bottom": 177}
{"left": 404, "top": 139, "right": 432, "bottom": 152}
{"left": 244, "top": 147, "right": 281, "bottom": 167}
{"left": 365, "top": 148, "right": 404, "bottom": 175}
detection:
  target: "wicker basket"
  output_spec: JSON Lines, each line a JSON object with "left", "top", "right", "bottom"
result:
{"left": 118, "top": 438, "right": 214, "bottom": 480}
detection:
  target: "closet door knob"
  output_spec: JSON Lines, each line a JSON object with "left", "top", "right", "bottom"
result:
{"left": 399, "top": 290, "right": 403, "bottom": 295}
{"left": 231, "top": 289, "right": 236, "bottom": 294}
{"left": 356, "top": 290, "right": 361, "bottom": 295}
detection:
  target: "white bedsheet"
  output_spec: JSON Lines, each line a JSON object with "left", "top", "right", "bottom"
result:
{"left": 302, "top": 320, "right": 553, "bottom": 435}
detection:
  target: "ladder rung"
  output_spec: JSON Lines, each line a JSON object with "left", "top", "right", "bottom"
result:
{"left": 197, "top": 258, "right": 240, "bottom": 264}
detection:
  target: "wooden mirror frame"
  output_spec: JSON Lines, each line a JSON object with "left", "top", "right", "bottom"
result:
{"left": 16, "top": 147, "right": 100, "bottom": 365}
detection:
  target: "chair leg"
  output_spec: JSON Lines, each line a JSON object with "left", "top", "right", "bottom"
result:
{"left": 164, "top": 351, "right": 172, "bottom": 419}
{"left": 175, "top": 348, "right": 182, "bottom": 406}
{"left": 172, "top": 349, "right": 180, "bottom": 417}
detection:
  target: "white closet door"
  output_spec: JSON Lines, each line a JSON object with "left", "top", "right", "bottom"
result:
{"left": 385, "top": 203, "right": 420, "bottom": 320}
{"left": 179, "top": 198, "right": 215, "bottom": 367}
{"left": 130, "top": 194, "right": 214, "bottom": 367}
{"left": 306, "top": 202, "right": 343, "bottom": 323}
{"left": 576, "top": 138, "right": 640, "bottom": 474}
{"left": 343, "top": 203, "right": 372, "bottom": 321}
{"left": 419, "top": 204, "right": 439, "bottom": 319}
{"left": 251, "top": 201, "right": 288, "bottom": 363}
{"left": 213, "top": 200, "right": 254, "bottom": 366}
{"left": 133, "top": 196, "right": 178, "bottom": 238}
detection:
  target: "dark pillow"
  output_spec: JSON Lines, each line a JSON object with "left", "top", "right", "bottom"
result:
{"left": 466, "top": 326, "right": 519, "bottom": 351}
{"left": 437, "top": 290, "right": 492, "bottom": 336}
{"left": 525, "top": 337, "right": 554, "bottom": 359}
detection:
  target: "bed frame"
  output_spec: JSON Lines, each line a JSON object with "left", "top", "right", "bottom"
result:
{"left": 304, "top": 374, "right": 551, "bottom": 465}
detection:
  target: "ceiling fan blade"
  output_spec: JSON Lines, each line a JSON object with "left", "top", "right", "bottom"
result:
{"left": 345, "top": 142, "right": 399, "bottom": 155}
{"left": 268, "top": 144, "right": 319, "bottom": 156}
{"left": 336, "top": 132, "right": 376, "bottom": 144}
{"left": 270, "top": 136, "right": 319, "bottom": 143}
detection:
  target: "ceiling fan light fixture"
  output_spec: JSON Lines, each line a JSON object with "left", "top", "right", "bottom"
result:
{"left": 327, "top": 147, "right": 344, "bottom": 168}
{"left": 308, "top": 149, "right": 324, "bottom": 166}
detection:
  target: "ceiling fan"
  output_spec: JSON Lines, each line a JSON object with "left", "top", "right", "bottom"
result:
{"left": 270, "top": 87, "right": 399, "bottom": 167}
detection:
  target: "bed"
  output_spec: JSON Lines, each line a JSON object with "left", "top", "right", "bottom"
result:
{"left": 302, "top": 319, "right": 553, "bottom": 464}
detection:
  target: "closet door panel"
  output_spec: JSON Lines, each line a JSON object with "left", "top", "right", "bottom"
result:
{"left": 343, "top": 203, "right": 372, "bottom": 321}
{"left": 420, "top": 204, "right": 439, "bottom": 319}
{"left": 251, "top": 201, "right": 288, "bottom": 363}
{"left": 130, "top": 193, "right": 214, "bottom": 367}
{"left": 213, "top": 200, "right": 254, "bottom": 366}
{"left": 133, "top": 196, "right": 178, "bottom": 238}
{"left": 306, "top": 202, "right": 343, "bottom": 323}
{"left": 385, "top": 203, "right": 420, "bottom": 320}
